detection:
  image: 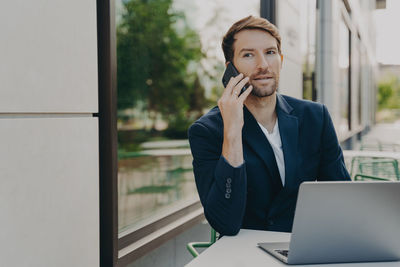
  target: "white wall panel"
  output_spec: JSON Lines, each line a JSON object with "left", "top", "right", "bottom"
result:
{"left": 0, "top": 117, "right": 99, "bottom": 267}
{"left": 0, "top": 0, "right": 98, "bottom": 113}
{"left": 277, "top": 0, "right": 301, "bottom": 65}
{"left": 276, "top": 0, "right": 302, "bottom": 98}
{"left": 279, "top": 58, "right": 302, "bottom": 99}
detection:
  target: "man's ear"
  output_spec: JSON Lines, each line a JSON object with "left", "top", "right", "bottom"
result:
{"left": 225, "top": 61, "right": 230, "bottom": 67}
{"left": 280, "top": 54, "right": 284, "bottom": 68}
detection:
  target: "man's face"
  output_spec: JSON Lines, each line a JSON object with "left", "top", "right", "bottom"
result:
{"left": 232, "top": 29, "right": 282, "bottom": 98}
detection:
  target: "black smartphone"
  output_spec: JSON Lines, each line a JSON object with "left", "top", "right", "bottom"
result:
{"left": 222, "top": 62, "right": 248, "bottom": 96}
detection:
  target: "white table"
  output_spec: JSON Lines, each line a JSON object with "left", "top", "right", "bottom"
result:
{"left": 185, "top": 229, "right": 400, "bottom": 267}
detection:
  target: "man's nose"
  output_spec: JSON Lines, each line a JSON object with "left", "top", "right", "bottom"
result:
{"left": 256, "top": 54, "right": 270, "bottom": 70}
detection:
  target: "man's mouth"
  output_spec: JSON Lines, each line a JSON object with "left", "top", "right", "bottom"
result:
{"left": 253, "top": 75, "right": 273, "bottom": 81}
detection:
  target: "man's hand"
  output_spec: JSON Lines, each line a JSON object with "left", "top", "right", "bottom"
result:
{"left": 218, "top": 73, "right": 253, "bottom": 167}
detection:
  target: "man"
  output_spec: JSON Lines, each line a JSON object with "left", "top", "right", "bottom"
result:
{"left": 188, "top": 16, "right": 350, "bottom": 236}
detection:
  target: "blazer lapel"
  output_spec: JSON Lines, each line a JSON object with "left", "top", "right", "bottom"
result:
{"left": 276, "top": 94, "right": 299, "bottom": 189}
{"left": 242, "top": 106, "right": 282, "bottom": 188}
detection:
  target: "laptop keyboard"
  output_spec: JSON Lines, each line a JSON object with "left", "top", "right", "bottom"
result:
{"left": 275, "top": 249, "right": 289, "bottom": 257}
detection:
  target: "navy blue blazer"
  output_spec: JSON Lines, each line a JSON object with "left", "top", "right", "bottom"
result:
{"left": 188, "top": 94, "right": 350, "bottom": 236}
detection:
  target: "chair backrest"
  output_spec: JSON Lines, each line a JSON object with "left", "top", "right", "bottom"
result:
{"left": 360, "top": 140, "right": 382, "bottom": 151}
{"left": 187, "top": 227, "right": 218, "bottom": 258}
{"left": 354, "top": 174, "right": 392, "bottom": 181}
{"left": 360, "top": 139, "right": 400, "bottom": 152}
{"left": 350, "top": 156, "right": 400, "bottom": 181}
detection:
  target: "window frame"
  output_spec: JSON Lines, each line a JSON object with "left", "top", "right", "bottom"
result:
{"left": 340, "top": 3, "right": 353, "bottom": 133}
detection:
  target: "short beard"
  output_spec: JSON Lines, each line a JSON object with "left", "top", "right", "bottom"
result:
{"left": 250, "top": 77, "right": 279, "bottom": 98}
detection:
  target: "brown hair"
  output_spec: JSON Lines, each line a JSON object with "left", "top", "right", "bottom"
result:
{"left": 222, "top": 16, "right": 282, "bottom": 62}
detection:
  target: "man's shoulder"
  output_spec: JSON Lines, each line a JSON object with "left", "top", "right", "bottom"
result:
{"left": 280, "top": 94, "right": 324, "bottom": 115}
{"left": 193, "top": 106, "right": 222, "bottom": 126}
{"left": 281, "top": 94, "right": 323, "bottom": 109}
{"left": 188, "top": 106, "right": 223, "bottom": 136}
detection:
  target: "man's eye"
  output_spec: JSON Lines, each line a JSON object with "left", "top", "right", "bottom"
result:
{"left": 266, "top": 50, "right": 276, "bottom": 55}
{"left": 243, "top": 53, "right": 253, "bottom": 57}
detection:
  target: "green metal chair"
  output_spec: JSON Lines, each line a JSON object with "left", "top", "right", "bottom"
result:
{"left": 187, "top": 228, "right": 218, "bottom": 257}
{"left": 354, "top": 173, "right": 393, "bottom": 181}
{"left": 350, "top": 156, "right": 400, "bottom": 181}
{"left": 360, "top": 140, "right": 382, "bottom": 151}
{"left": 360, "top": 139, "right": 400, "bottom": 152}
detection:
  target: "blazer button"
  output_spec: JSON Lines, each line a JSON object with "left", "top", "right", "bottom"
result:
{"left": 227, "top": 178, "right": 232, "bottom": 183}
{"left": 225, "top": 193, "right": 231, "bottom": 199}
{"left": 226, "top": 188, "right": 231, "bottom": 193}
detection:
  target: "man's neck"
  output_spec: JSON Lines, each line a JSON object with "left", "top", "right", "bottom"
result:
{"left": 245, "top": 91, "right": 277, "bottom": 133}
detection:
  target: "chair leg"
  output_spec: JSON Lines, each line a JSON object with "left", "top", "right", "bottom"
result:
{"left": 187, "top": 242, "right": 214, "bottom": 257}
{"left": 187, "top": 228, "right": 218, "bottom": 257}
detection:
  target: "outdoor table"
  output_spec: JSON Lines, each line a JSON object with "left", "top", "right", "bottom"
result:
{"left": 185, "top": 229, "right": 400, "bottom": 267}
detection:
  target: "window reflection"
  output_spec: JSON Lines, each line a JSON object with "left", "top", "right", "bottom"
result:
{"left": 116, "top": 0, "right": 260, "bottom": 232}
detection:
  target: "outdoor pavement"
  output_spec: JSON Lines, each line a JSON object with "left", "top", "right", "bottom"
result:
{"left": 357, "top": 120, "right": 400, "bottom": 151}
{"left": 342, "top": 119, "right": 400, "bottom": 180}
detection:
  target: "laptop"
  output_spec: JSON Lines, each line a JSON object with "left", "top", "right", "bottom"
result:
{"left": 258, "top": 181, "right": 400, "bottom": 264}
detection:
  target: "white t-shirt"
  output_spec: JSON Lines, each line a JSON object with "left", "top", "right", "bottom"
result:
{"left": 257, "top": 119, "right": 286, "bottom": 186}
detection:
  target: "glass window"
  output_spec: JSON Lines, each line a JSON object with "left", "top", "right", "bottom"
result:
{"left": 338, "top": 17, "right": 350, "bottom": 134}
{"left": 299, "top": 0, "right": 317, "bottom": 101}
{"left": 116, "top": 0, "right": 260, "bottom": 233}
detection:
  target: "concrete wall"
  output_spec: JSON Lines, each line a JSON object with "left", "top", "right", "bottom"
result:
{"left": 0, "top": 0, "right": 99, "bottom": 266}
{"left": 316, "top": 0, "right": 342, "bottom": 125}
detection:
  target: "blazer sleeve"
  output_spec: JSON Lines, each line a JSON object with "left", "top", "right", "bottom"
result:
{"left": 188, "top": 121, "right": 247, "bottom": 235}
{"left": 317, "top": 105, "right": 351, "bottom": 181}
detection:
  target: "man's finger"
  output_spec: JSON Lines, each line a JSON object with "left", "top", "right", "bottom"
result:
{"left": 223, "top": 73, "right": 244, "bottom": 96}
{"left": 238, "top": 85, "right": 253, "bottom": 102}
{"left": 221, "top": 77, "right": 235, "bottom": 98}
{"left": 232, "top": 76, "right": 249, "bottom": 96}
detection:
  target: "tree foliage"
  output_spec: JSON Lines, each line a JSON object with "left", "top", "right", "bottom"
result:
{"left": 378, "top": 76, "right": 400, "bottom": 110}
{"left": 117, "top": 0, "right": 206, "bottom": 129}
